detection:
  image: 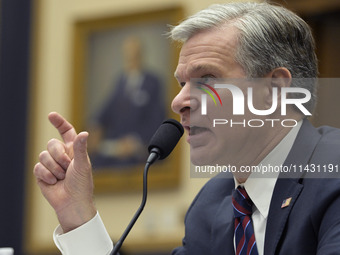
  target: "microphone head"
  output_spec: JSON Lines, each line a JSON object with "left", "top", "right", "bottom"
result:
{"left": 148, "top": 119, "right": 184, "bottom": 160}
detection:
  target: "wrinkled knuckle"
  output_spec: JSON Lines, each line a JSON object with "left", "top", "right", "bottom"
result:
{"left": 33, "top": 163, "right": 40, "bottom": 175}
{"left": 52, "top": 164, "right": 63, "bottom": 175}
{"left": 39, "top": 150, "right": 48, "bottom": 161}
{"left": 47, "top": 138, "right": 58, "bottom": 148}
{"left": 33, "top": 163, "right": 44, "bottom": 177}
{"left": 43, "top": 170, "right": 53, "bottom": 180}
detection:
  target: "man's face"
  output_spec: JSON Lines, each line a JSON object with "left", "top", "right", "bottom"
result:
{"left": 171, "top": 26, "right": 270, "bottom": 167}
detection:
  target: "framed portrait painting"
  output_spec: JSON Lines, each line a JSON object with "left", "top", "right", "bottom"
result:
{"left": 71, "top": 7, "right": 184, "bottom": 193}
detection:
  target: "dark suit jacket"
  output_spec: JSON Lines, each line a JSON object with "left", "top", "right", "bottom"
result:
{"left": 92, "top": 71, "right": 165, "bottom": 167}
{"left": 172, "top": 120, "right": 340, "bottom": 255}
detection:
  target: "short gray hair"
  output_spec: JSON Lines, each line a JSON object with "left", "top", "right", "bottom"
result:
{"left": 169, "top": 2, "right": 318, "bottom": 113}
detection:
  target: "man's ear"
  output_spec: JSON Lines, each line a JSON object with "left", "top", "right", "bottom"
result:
{"left": 270, "top": 67, "right": 292, "bottom": 88}
{"left": 264, "top": 67, "right": 292, "bottom": 108}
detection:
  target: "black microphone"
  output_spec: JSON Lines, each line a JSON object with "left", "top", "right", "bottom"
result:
{"left": 110, "top": 119, "right": 184, "bottom": 255}
{"left": 147, "top": 118, "right": 184, "bottom": 164}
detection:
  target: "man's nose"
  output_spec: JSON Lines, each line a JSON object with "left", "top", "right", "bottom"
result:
{"left": 171, "top": 83, "right": 200, "bottom": 115}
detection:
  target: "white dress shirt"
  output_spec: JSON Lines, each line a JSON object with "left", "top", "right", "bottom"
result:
{"left": 54, "top": 212, "right": 113, "bottom": 255}
{"left": 234, "top": 121, "right": 302, "bottom": 254}
{"left": 53, "top": 122, "right": 302, "bottom": 255}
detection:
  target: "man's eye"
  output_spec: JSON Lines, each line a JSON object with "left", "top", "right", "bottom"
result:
{"left": 180, "top": 82, "right": 186, "bottom": 87}
{"left": 201, "top": 75, "right": 216, "bottom": 84}
{"left": 202, "top": 74, "right": 215, "bottom": 78}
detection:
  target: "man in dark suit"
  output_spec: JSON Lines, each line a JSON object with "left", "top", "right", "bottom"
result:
{"left": 171, "top": 120, "right": 340, "bottom": 254}
{"left": 89, "top": 36, "right": 165, "bottom": 168}
{"left": 169, "top": 3, "right": 340, "bottom": 254}
{"left": 33, "top": 2, "right": 340, "bottom": 255}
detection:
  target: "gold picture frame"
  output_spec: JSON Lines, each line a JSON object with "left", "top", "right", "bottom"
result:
{"left": 72, "top": 7, "right": 184, "bottom": 193}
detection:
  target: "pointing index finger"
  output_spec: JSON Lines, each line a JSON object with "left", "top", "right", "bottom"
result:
{"left": 48, "top": 112, "right": 77, "bottom": 144}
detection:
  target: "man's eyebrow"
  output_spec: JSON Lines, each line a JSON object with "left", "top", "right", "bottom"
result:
{"left": 174, "top": 64, "right": 215, "bottom": 80}
{"left": 188, "top": 64, "right": 215, "bottom": 75}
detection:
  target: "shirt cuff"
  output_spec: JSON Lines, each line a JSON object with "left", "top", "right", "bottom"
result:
{"left": 53, "top": 212, "right": 113, "bottom": 255}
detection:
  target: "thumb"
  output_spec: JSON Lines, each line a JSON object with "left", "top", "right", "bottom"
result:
{"left": 73, "top": 131, "right": 90, "bottom": 171}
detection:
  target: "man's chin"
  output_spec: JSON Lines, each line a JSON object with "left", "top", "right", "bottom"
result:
{"left": 190, "top": 153, "right": 215, "bottom": 166}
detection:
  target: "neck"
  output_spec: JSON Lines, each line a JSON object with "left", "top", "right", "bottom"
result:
{"left": 233, "top": 112, "right": 303, "bottom": 183}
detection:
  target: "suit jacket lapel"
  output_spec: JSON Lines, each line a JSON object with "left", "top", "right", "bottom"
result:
{"left": 211, "top": 191, "right": 235, "bottom": 254}
{"left": 264, "top": 119, "right": 322, "bottom": 255}
{"left": 264, "top": 178, "right": 303, "bottom": 255}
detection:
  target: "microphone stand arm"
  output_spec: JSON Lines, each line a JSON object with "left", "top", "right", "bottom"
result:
{"left": 110, "top": 150, "right": 160, "bottom": 255}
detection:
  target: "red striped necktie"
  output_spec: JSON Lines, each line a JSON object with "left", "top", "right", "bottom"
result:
{"left": 232, "top": 186, "right": 258, "bottom": 255}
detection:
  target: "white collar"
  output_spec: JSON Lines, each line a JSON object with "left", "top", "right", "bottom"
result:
{"left": 234, "top": 120, "right": 302, "bottom": 218}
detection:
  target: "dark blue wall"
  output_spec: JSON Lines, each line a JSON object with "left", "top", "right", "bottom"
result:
{"left": 0, "top": 0, "right": 31, "bottom": 254}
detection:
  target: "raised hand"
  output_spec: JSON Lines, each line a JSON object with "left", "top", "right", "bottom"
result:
{"left": 33, "top": 112, "right": 96, "bottom": 232}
